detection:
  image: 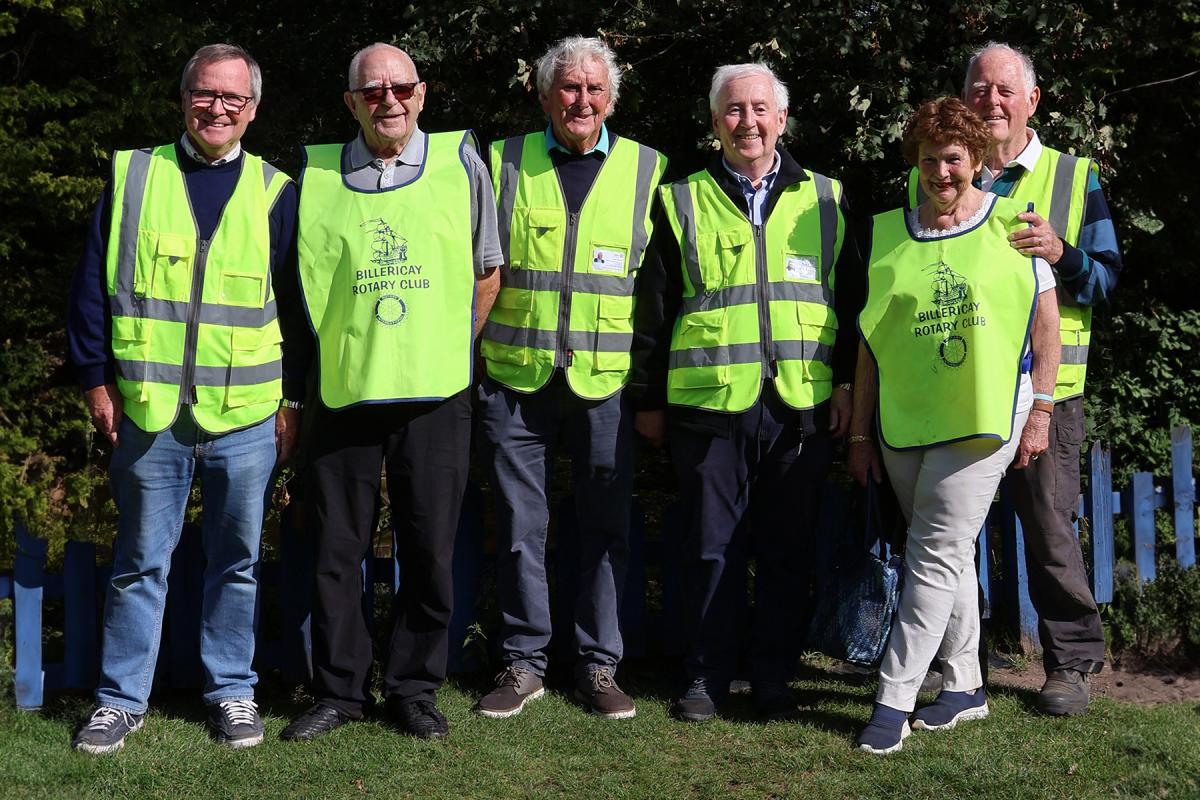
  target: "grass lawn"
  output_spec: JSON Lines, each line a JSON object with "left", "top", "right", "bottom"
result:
{"left": 2, "top": 660, "right": 1198, "bottom": 800}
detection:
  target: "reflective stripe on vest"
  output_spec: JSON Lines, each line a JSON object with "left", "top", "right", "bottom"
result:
{"left": 906, "top": 145, "right": 1094, "bottom": 400}
{"left": 105, "top": 145, "right": 289, "bottom": 434}
{"left": 660, "top": 167, "right": 842, "bottom": 413}
{"left": 297, "top": 131, "right": 477, "bottom": 409}
{"left": 861, "top": 195, "right": 1038, "bottom": 449}
{"left": 482, "top": 132, "right": 666, "bottom": 400}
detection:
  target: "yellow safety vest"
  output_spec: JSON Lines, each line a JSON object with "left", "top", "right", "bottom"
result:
{"left": 482, "top": 132, "right": 666, "bottom": 399}
{"left": 659, "top": 166, "right": 844, "bottom": 413}
{"left": 105, "top": 145, "right": 290, "bottom": 434}
{"left": 907, "top": 143, "right": 1094, "bottom": 400}
{"left": 861, "top": 196, "right": 1038, "bottom": 449}
{"left": 298, "top": 131, "right": 477, "bottom": 408}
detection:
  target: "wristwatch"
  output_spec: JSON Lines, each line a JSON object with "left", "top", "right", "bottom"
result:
{"left": 280, "top": 399, "right": 304, "bottom": 411}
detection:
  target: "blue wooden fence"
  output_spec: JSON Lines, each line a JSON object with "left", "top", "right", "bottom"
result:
{"left": 4, "top": 425, "right": 1196, "bottom": 710}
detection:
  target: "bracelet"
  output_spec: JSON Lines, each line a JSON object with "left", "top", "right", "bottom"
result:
{"left": 1032, "top": 393, "right": 1055, "bottom": 403}
{"left": 1031, "top": 399, "right": 1055, "bottom": 415}
{"left": 280, "top": 399, "right": 304, "bottom": 411}
{"left": 836, "top": 382, "right": 853, "bottom": 392}
{"left": 848, "top": 434, "right": 872, "bottom": 444}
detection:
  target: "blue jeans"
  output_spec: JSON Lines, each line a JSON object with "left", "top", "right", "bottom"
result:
{"left": 96, "top": 412, "right": 275, "bottom": 713}
{"left": 478, "top": 375, "right": 632, "bottom": 679}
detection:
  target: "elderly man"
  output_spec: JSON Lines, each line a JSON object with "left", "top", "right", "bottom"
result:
{"left": 67, "top": 44, "right": 298, "bottom": 753}
{"left": 969, "top": 43, "right": 1120, "bottom": 715}
{"left": 474, "top": 36, "right": 665, "bottom": 720}
{"left": 637, "top": 63, "right": 863, "bottom": 721}
{"left": 907, "top": 42, "right": 1121, "bottom": 715}
{"left": 280, "top": 43, "right": 501, "bottom": 741}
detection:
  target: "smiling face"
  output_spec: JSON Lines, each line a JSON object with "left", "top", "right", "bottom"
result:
{"left": 181, "top": 58, "right": 257, "bottom": 162}
{"left": 541, "top": 58, "right": 612, "bottom": 154}
{"left": 917, "top": 139, "right": 982, "bottom": 213}
{"left": 964, "top": 48, "right": 1039, "bottom": 159}
{"left": 712, "top": 74, "right": 787, "bottom": 180}
{"left": 344, "top": 47, "right": 426, "bottom": 159}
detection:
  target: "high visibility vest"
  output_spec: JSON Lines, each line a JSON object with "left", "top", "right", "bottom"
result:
{"left": 297, "top": 131, "right": 477, "bottom": 409}
{"left": 659, "top": 167, "right": 844, "bottom": 413}
{"left": 907, "top": 144, "right": 1095, "bottom": 401}
{"left": 105, "top": 145, "right": 290, "bottom": 434}
{"left": 861, "top": 196, "right": 1038, "bottom": 449}
{"left": 482, "top": 132, "right": 666, "bottom": 399}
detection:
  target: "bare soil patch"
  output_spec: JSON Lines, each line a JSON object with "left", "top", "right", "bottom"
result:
{"left": 989, "top": 653, "right": 1200, "bottom": 706}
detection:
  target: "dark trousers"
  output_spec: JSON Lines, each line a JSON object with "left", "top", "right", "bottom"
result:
{"left": 477, "top": 375, "right": 632, "bottom": 680}
{"left": 670, "top": 387, "right": 832, "bottom": 687}
{"left": 1007, "top": 396, "right": 1105, "bottom": 673}
{"left": 307, "top": 390, "right": 472, "bottom": 716}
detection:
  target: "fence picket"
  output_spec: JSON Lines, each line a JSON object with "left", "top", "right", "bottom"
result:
{"left": 14, "top": 521, "right": 46, "bottom": 710}
{"left": 1131, "top": 472, "right": 1157, "bottom": 582}
{"left": 1172, "top": 426, "right": 1195, "bottom": 568}
{"left": 1089, "top": 443, "right": 1115, "bottom": 603}
{"left": 63, "top": 541, "right": 97, "bottom": 688}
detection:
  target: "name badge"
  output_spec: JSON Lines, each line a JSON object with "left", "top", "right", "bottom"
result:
{"left": 591, "top": 247, "right": 627, "bottom": 275}
{"left": 785, "top": 255, "right": 818, "bottom": 282}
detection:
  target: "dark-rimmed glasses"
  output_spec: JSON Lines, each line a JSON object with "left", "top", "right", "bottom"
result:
{"left": 187, "top": 89, "right": 254, "bottom": 113}
{"left": 350, "top": 83, "right": 418, "bottom": 104}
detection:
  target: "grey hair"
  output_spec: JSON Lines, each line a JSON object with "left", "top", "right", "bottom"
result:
{"left": 964, "top": 42, "right": 1038, "bottom": 95}
{"left": 708, "top": 63, "right": 789, "bottom": 114}
{"left": 535, "top": 36, "right": 622, "bottom": 106}
{"left": 180, "top": 44, "right": 262, "bottom": 103}
{"left": 347, "top": 43, "right": 420, "bottom": 90}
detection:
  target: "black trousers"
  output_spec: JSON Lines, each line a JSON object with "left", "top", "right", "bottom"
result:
{"left": 670, "top": 387, "right": 832, "bottom": 687}
{"left": 307, "top": 390, "right": 472, "bottom": 716}
{"left": 1006, "top": 396, "right": 1106, "bottom": 673}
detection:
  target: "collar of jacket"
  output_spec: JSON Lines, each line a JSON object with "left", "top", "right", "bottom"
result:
{"left": 703, "top": 145, "right": 810, "bottom": 221}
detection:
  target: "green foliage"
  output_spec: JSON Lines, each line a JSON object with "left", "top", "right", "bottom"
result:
{"left": 1107, "top": 561, "right": 1200, "bottom": 661}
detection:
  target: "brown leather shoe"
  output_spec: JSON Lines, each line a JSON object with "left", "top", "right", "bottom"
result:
{"left": 575, "top": 666, "right": 636, "bottom": 719}
{"left": 476, "top": 666, "right": 545, "bottom": 718}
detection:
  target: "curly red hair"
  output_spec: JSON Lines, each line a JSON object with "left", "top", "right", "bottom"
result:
{"left": 901, "top": 96, "right": 992, "bottom": 167}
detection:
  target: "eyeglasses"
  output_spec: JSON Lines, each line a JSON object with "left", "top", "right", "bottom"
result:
{"left": 350, "top": 83, "right": 418, "bottom": 104}
{"left": 187, "top": 89, "right": 254, "bottom": 113}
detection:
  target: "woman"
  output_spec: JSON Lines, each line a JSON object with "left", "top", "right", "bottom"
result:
{"left": 848, "top": 97, "right": 1059, "bottom": 755}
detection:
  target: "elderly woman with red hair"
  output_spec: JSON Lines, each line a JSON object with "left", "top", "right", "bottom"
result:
{"left": 848, "top": 97, "right": 1059, "bottom": 754}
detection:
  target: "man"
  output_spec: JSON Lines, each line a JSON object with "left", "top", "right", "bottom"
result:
{"left": 636, "top": 63, "right": 863, "bottom": 721}
{"left": 280, "top": 43, "right": 501, "bottom": 742}
{"left": 474, "top": 36, "right": 666, "bottom": 720}
{"left": 67, "top": 43, "right": 299, "bottom": 753}
{"left": 964, "top": 42, "right": 1121, "bottom": 715}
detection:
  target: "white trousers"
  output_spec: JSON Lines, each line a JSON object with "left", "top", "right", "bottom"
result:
{"left": 876, "top": 403, "right": 1030, "bottom": 711}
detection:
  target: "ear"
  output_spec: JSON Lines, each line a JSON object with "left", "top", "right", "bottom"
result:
{"left": 414, "top": 81, "right": 427, "bottom": 113}
{"left": 777, "top": 106, "right": 789, "bottom": 135}
{"left": 343, "top": 91, "right": 357, "bottom": 117}
{"left": 1028, "top": 85, "right": 1041, "bottom": 117}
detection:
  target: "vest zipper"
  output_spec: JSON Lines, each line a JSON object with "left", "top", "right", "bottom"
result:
{"left": 180, "top": 238, "right": 210, "bottom": 407}
{"left": 556, "top": 211, "right": 581, "bottom": 368}
{"left": 753, "top": 224, "right": 775, "bottom": 377}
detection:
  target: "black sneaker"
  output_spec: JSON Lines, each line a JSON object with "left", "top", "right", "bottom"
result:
{"left": 207, "top": 698, "right": 264, "bottom": 748}
{"left": 389, "top": 697, "right": 449, "bottom": 739}
{"left": 1037, "top": 668, "right": 1090, "bottom": 716}
{"left": 72, "top": 706, "right": 145, "bottom": 754}
{"left": 281, "top": 703, "right": 354, "bottom": 741}
{"left": 476, "top": 666, "right": 545, "bottom": 718}
{"left": 753, "top": 681, "right": 799, "bottom": 721}
{"left": 671, "top": 677, "right": 717, "bottom": 722}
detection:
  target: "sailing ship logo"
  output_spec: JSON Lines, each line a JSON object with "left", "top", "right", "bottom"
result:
{"left": 360, "top": 218, "right": 408, "bottom": 266}
{"left": 925, "top": 260, "right": 968, "bottom": 307}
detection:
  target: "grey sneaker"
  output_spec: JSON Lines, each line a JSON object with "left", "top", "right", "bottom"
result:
{"left": 1037, "top": 668, "right": 1090, "bottom": 716}
{"left": 72, "top": 706, "right": 145, "bottom": 754}
{"left": 207, "top": 698, "right": 265, "bottom": 748}
{"left": 476, "top": 666, "right": 545, "bottom": 718}
{"left": 575, "top": 666, "right": 636, "bottom": 719}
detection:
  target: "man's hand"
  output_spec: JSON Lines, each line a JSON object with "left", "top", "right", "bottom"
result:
{"left": 1009, "top": 211, "right": 1065, "bottom": 265}
{"left": 829, "top": 385, "right": 852, "bottom": 438}
{"left": 84, "top": 384, "right": 123, "bottom": 447}
{"left": 275, "top": 406, "right": 302, "bottom": 464}
{"left": 847, "top": 440, "right": 882, "bottom": 486}
{"left": 635, "top": 409, "right": 666, "bottom": 448}
{"left": 1012, "top": 409, "right": 1051, "bottom": 469}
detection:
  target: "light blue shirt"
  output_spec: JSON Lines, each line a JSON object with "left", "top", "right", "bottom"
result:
{"left": 544, "top": 122, "right": 611, "bottom": 157}
{"left": 722, "top": 152, "right": 780, "bottom": 225}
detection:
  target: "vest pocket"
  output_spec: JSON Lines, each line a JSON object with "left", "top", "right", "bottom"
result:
{"left": 490, "top": 287, "right": 535, "bottom": 327}
{"left": 680, "top": 307, "right": 727, "bottom": 349}
{"left": 670, "top": 364, "right": 730, "bottom": 389}
{"left": 696, "top": 228, "right": 751, "bottom": 290}
{"left": 226, "top": 324, "right": 282, "bottom": 408}
{"left": 111, "top": 316, "right": 154, "bottom": 401}
{"left": 481, "top": 338, "right": 530, "bottom": 366}
{"left": 593, "top": 295, "right": 632, "bottom": 372}
{"left": 220, "top": 270, "right": 267, "bottom": 308}
{"left": 137, "top": 231, "right": 195, "bottom": 302}
{"left": 524, "top": 207, "right": 564, "bottom": 269}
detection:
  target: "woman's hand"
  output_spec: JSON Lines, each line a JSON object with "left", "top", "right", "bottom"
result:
{"left": 848, "top": 440, "right": 882, "bottom": 486}
{"left": 1012, "top": 409, "right": 1051, "bottom": 469}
